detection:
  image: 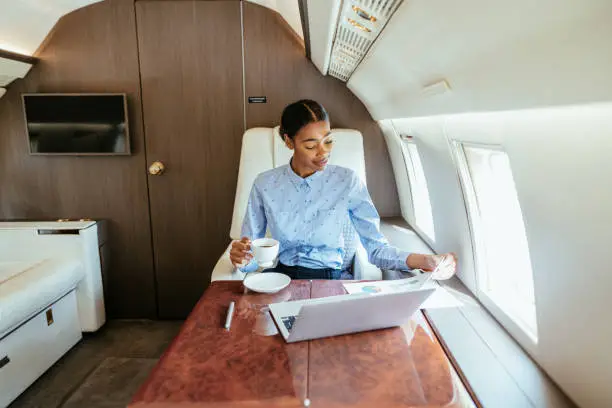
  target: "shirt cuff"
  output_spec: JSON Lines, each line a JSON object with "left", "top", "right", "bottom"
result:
{"left": 395, "top": 250, "right": 413, "bottom": 272}
{"left": 238, "top": 259, "right": 259, "bottom": 273}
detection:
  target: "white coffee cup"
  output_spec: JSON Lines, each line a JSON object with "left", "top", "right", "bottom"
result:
{"left": 251, "top": 238, "right": 279, "bottom": 268}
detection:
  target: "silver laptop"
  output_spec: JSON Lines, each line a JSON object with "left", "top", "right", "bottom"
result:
{"left": 268, "top": 288, "right": 435, "bottom": 343}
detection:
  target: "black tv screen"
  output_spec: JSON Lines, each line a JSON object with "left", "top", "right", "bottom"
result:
{"left": 23, "top": 94, "right": 130, "bottom": 155}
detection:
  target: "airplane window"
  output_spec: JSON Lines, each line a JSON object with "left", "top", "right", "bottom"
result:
{"left": 400, "top": 139, "right": 436, "bottom": 242}
{"left": 455, "top": 143, "right": 537, "bottom": 340}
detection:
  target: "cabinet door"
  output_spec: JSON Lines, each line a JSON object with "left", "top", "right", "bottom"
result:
{"left": 137, "top": 0, "right": 244, "bottom": 318}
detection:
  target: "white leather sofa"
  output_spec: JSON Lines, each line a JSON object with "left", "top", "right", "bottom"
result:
{"left": 211, "top": 126, "right": 382, "bottom": 282}
{"left": 0, "top": 221, "right": 105, "bottom": 407}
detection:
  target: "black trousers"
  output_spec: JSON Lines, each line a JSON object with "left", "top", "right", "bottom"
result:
{"left": 264, "top": 262, "right": 342, "bottom": 280}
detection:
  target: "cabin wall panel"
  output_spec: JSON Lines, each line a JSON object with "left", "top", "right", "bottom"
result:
{"left": 389, "top": 103, "right": 612, "bottom": 408}
{"left": 0, "top": 0, "right": 157, "bottom": 318}
{"left": 378, "top": 121, "right": 414, "bottom": 225}
{"left": 243, "top": 2, "right": 400, "bottom": 217}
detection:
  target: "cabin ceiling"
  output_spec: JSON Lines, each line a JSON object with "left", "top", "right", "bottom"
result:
{"left": 2, "top": 0, "right": 611, "bottom": 114}
{"left": 0, "top": 0, "right": 103, "bottom": 94}
{"left": 0, "top": 0, "right": 302, "bottom": 57}
{"left": 0, "top": 0, "right": 303, "bottom": 100}
{"left": 347, "top": 0, "right": 612, "bottom": 119}
{"left": 308, "top": 0, "right": 612, "bottom": 118}
{"left": 0, "top": 0, "right": 102, "bottom": 56}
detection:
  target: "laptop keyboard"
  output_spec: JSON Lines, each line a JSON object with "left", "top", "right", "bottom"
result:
{"left": 281, "top": 315, "right": 297, "bottom": 331}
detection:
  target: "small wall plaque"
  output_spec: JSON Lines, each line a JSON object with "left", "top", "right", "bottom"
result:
{"left": 248, "top": 96, "right": 267, "bottom": 103}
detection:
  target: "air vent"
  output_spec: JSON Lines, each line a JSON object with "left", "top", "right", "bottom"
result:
{"left": 328, "top": 0, "right": 403, "bottom": 82}
{"left": 364, "top": 0, "right": 402, "bottom": 20}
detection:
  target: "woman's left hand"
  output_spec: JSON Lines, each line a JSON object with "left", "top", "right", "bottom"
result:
{"left": 407, "top": 252, "right": 458, "bottom": 280}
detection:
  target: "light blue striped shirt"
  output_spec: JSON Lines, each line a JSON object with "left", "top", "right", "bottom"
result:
{"left": 241, "top": 164, "right": 411, "bottom": 272}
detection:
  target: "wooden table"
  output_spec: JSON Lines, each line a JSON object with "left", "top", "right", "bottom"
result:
{"left": 129, "top": 281, "right": 476, "bottom": 408}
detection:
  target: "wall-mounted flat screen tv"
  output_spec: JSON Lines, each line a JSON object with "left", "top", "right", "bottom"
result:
{"left": 22, "top": 93, "right": 130, "bottom": 155}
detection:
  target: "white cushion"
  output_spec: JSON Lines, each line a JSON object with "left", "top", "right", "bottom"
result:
{"left": 272, "top": 126, "right": 293, "bottom": 169}
{"left": 0, "top": 259, "right": 83, "bottom": 337}
{"left": 0, "top": 261, "right": 41, "bottom": 285}
{"left": 230, "top": 128, "right": 276, "bottom": 240}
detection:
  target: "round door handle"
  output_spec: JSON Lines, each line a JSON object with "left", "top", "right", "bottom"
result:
{"left": 149, "top": 161, "right": 165, "bottom": 175}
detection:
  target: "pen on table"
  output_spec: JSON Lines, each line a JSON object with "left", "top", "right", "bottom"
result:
{"left": 224, "top": 301, "right": 235, "bottom": 331}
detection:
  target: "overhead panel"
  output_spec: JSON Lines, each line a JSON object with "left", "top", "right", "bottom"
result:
{"left": 307, "top": 0, "right": 342, "bottom": 75}
{"left": 0, "top": 74, "right": 14, "bottom": 87}
{"left": 0, "top": 56, "right": 32, "bottom": 88}
{"left": 328, "top": 0, "right": 402, "bottom": 82}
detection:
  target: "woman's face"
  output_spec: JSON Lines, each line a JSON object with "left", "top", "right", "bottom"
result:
{"left": 285, "top": 120, "right": 333, "bottom": 175}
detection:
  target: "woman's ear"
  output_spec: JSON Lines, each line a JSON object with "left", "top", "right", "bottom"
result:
{"left": 284, "top": 135, "right": 294, "bottom": 150}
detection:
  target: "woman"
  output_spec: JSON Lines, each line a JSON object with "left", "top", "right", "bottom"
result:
{"left": 231, "top": 99, "right": 457, "bottom": 280}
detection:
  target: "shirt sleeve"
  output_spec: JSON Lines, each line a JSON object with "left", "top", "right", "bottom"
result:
{"left": 241, "top": 181, "right": 267, "bottom": 240}
{"left": 238, "top": 181, "right": 268, "bottom": 272}
{"left": 348, "top": 174, "right": 412, "bottom": 272}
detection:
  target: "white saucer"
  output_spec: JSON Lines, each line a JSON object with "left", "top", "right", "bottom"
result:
{"left": 243, "top": 272, "right": 291, "bottom": 294}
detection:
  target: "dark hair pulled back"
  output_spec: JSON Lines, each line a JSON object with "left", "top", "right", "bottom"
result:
{"left": 279, "top": 100, "right": 329, "bottom": 140}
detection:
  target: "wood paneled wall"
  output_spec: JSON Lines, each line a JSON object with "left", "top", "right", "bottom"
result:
{"left": 243, "top": 2, "right": 400, "bottom": 216}
{"left": 136, "top": 0, "right": 245, "bottom": 318}
{"left": 0, "top": 0, "right": 400, "bottom": 318}
{"left": 0, "top": 0, "right": 156, "bottom": 318}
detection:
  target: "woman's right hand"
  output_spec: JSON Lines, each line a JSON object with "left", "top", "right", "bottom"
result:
{"left": 230, "top": 237, "right": 253, "bottom": 267}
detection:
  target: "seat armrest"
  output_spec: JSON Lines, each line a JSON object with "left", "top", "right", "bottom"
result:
{"left": 213, "top": 242, "right": 383, "bottom": 282}
{"left": 352, "top": 243, "right": 382, "bottom": 280}
{"left": 210, "top": 244, "right": 247, "bottom": 282}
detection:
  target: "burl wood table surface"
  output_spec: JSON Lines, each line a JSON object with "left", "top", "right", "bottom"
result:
{"left": 129, "top": 280, "right": 476, "bottom": 408}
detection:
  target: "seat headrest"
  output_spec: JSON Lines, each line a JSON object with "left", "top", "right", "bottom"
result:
{"left": 229, "top": 128, "right": 275, "bottom": 239}
{"left": 229, "top": 126, "right": 367, "bottom": 240}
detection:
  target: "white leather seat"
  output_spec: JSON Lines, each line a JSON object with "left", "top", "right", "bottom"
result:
{"left": 0, "top": 258, "right": 83, "bottom": 338}
{"left": 211, "top": 126, "right": 382, "bottom": 282}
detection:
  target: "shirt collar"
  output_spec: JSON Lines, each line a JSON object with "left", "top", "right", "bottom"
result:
{"left": 286, "top": 159, "right": 325, "bottom": 190}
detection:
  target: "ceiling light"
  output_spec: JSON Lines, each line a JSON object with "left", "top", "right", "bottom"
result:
{"left": 352, "top": 6, "right": 377, "bottom": 22}
{"left": 347, "top": 18, "right": 371, "bottom": 33}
